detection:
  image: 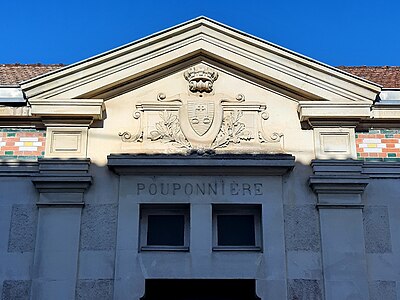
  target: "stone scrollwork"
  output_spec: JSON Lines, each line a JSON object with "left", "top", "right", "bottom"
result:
{"left": 119, "top": 131, "right": 143, "bottom": 142}
{"left": 119, "top": 110, "right": 143, "bottom": 142}
{"left": 157, "top": 93, "right": 167, "bottom": 101}
{"left": 258, "top": 108, "right": 283, "bottom": 144}
{"left": 119, "top": 63, "right": 284, "bottom": 152}
{"left": 259, "top": 131, "right": 283, "bottom": 143}
{"left": 260, "top": 110, "right": 269, "bottom": 121}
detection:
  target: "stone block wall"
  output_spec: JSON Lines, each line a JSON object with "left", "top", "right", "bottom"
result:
{"left": 284, "top": 204, "right": 323, "bottom": 300}
{"left": 0, "top": 129, "right": 45, "bottom": 160}
{"left": 0, "top": 178, "right": 38, "bottom": 300}
{"left": 356, "top": 130, "right": 400, "bottom": 161}
{"left": 363, "top": 179, "right": 400, "bottom": 300}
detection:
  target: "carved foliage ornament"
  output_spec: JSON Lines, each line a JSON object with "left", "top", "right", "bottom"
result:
{"left": 119, "top": 64, "right": 283, "bottom": 152}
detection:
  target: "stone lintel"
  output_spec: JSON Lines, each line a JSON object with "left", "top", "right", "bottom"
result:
{"left": 107, "top": 154, "right": 295, "bottom": 176}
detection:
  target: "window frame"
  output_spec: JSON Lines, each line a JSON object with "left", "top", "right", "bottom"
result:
{"left": 140, "top": 204, "right": 190, "bottom": 252}
{"left": 212, "top": 204, "right": 262, "bottom": 251}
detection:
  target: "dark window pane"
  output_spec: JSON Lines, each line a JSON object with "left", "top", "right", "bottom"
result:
{"left": 217, "top": 215, "right": 255, "bottom": 246}
{"left": 147, "top": 215, "right": 185, "bottom": 246}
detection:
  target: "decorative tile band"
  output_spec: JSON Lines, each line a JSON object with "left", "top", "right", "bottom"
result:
{"left": 356, "top": 130, "right": 400, "bottom": 161}
{"left": 0, "top": 129, "right": 46, "bottom": 160}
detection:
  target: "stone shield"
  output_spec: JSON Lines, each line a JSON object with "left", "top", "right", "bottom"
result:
{"left": 187, "top": 101, "right": 215, "bottom": 136}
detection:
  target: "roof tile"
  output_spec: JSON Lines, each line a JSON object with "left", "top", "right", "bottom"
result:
{"left": 337, "top": 66, "right": 400, "bottom": 88}
{"left": 0, "top": 64, "right": 64, "bottom": 85}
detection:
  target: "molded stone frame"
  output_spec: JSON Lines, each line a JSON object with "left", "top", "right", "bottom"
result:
{"left": 313, "top": 127, "right": 356, "bottom": 159}
{"left": 45, "top": 127, "right": 88, "bottom": 158}
{"left": 139, "top": 204, "right": 190, "bottom": 252}
{"left": 212, "top": 204, "right": 262, "bottom": 251}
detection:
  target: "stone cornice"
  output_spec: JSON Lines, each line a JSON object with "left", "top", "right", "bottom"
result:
{"left": 32, "top": 158, "right": 92, "bottom": 206}
{"left": 362, "top": 162, "right": 400, "bottom": 178}
{"left": 311, "top": 159, "right": 364, "bottom": 174}
{"left": 37, "top": 158, "right": 91, "bottom": 174}
{"left": 299, "top": 102, "right": 400, "bottom": 126}
{"left": 29, "top": 99, "right": 104, "bottom": 121}
{"left": 20, "top": 18, "right": 380, "bottom": 102}
{"left": 298, "top": 102, "right": 371, "bottom": 125}
{"left": 108, "top": 154, "right": 295, "bottom": 176}
{"left": 371, "top": 103, "right": 400, "bottom": 120}
{"left": 32, "top": 176, "right": 92, "bottom": 193}
{"left": 0, "top": 161, "right": 39, "bottom": 177}
{"left": 309, "top": 175, "right": 369, "bottom": 195}
{"left": 309, "top": 160, "right": 369, "bottom": 209}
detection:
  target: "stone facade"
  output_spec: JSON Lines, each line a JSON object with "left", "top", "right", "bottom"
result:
{"left": 1, "top": 17, "right": 400, "bottom": 300}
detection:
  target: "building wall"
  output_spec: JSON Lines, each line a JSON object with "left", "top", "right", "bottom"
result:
{"left": 1, "top": 148, "right": 400, "bottom": 300}
{"left": 363, "top": 177, "right": 400, "bottom": 300}
{"left": 0, "top": 177, "right": 38, "bottom": 299}
{"left": 1, "top": 67, "right": 400, "bottom": 300}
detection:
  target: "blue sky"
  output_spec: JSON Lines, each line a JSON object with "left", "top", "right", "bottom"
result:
{"left": 1, "top": 0, "right": 399, "bottom": 66}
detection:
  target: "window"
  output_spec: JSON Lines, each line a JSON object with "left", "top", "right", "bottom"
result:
{"left": 213, "top": 204, "right": 262, "bottom": 251}
{"left": 140, "top": 204, "right": 189, "bottom": 251}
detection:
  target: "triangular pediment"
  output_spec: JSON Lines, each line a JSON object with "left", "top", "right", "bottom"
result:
{"left": 21, "top": 17, "right": 381, "bottom": 104}
{"left": 15, "top": 18, "right": 389, "bottom": 158}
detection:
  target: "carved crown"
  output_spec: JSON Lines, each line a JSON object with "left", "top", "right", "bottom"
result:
{"left": 184, "top": 64, "right": 219, "bottom": 93}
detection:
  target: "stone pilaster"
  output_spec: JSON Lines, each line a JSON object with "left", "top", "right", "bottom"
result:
{"left": 30, "top": 159, "right": 91, "bottom": 300}
{"left": 309, "top": 160, "right": 369, "bottom": 300}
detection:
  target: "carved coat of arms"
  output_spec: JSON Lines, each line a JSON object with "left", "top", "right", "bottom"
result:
{"left": 154, "top": 65, "right": 249, "bottom": 150}
{"left": 119, "top": 63, "right": 283, "bottom": 153}
{"left": 187, "top": 102, "right": 214, "bottom": 136}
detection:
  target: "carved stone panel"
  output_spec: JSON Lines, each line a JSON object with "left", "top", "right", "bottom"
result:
{"left": 46, "top": 127, "right": 88, "bottom": 158}
{"left": 314, "top": 127, "right": 356, "bottom": 159}
{"left": 119, "top": 64, "right": 283, "bottom": 154}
